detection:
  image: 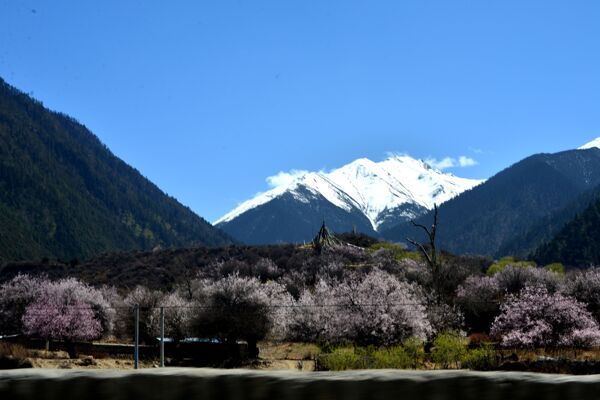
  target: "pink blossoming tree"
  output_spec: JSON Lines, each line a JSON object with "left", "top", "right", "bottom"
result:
{"left": 561, "top": 267, "right": 600, "bottom": 321}
{"left": 22, "top": 278, "right": 105, "bottom": 357}
{"left": 456, "top": 266, "right": 564, "bottom": 332}
{"left": 490, "top": 286, "right": 600, "bottom": 348}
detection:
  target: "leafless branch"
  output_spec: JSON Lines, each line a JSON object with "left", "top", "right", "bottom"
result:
{"left": 406, "top": 238, "right": 433, "bottom": 266}
{"left": 411, "top": 221, "right": 431, "bottom": 237}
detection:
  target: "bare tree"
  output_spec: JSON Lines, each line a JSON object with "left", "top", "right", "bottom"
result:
{"left": 407, "top": 204, "right": 441, "bottom": 303}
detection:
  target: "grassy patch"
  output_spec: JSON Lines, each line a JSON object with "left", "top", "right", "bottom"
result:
{"left": 430, "top": 331, "right": 468, "bottom": 369}
{"left": 486, "top": 256, "right": 536, "bottom": 276}
{"left": 315, "top": 339, "right": 425, "bottom": 371}
{"left": 0, "top": 342, "right": 33, "bottom": 369}
{"left": 368, "top": 243, "right": 422, "bottom": 262}
{"left": 544, "top": 263, "right": 565, "bottom": 275}
{"left": 0, "top": 342, "right": 30, "bottom": 359}
{"left": 258, "top": 342, "right": 319, "bottom": 361}
{"left": 461, "top": 343, "right": 499, "bottom": 371}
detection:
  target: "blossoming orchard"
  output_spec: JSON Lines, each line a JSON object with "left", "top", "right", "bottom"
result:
{"left": 2, "top": 249, "right": 600, "bottom": 369}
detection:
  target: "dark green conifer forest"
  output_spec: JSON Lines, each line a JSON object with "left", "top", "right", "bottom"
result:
{"left": 533, "top": 198, "right": 600, "bottom": 267}
{"left": 0, "top": 78, "right": 232, "bottom": 263}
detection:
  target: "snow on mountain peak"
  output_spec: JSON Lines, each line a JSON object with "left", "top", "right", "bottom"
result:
{"left": 215, "top": 155, "right": 485, "bottom": 229}
{"left": 579, "top": 137, "right": 600, "bottom": 150}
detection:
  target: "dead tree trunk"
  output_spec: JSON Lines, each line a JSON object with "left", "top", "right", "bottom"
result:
{"left": 407, "top": 204, "right": 441, "bottom": 303}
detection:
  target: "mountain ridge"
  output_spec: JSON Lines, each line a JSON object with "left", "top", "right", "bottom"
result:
{"left": 0, "top": 77, "right": 233, "bottom": 262}
{"left": 382, "top": 148, "right": 600, "bottom": 257}
{"left": 216, "top": 155, "right": 483, "bottom": 244}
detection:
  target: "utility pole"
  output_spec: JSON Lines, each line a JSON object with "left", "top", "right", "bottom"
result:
{"left": 160, "top": 306, "right": 165, "bottom": 368}
{"left": 134, "top": 305, "right": 139, "bottom": 369}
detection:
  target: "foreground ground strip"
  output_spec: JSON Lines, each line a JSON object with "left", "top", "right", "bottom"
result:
{"left": 2, "top": 368, "right": 600, "bottom": 400}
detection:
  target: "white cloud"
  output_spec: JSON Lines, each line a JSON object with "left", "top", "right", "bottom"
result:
{"left": 425, "top": 157, "right": 457, "bottom": 170}
{"left": 425, "top": 155, "right": 478, "bottom": 170}
{"left": 385, "top": 151, "right": 410, "bottom": 158}
{"left": 266, "top": 169, "right": 309, "bottom": 187}
{"left": 458, "top": 156, "right": 478, "bottom": 167}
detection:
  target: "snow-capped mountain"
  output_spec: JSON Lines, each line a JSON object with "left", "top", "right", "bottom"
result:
{"left": 215, "top": 155, "right": 484, "bottom": 244}
{"left": 579, "top": 137, "right": 600, "bottom": 150}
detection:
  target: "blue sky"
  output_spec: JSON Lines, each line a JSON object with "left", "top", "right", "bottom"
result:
{"left": 1, "top": 1, "right": 600, "bottom": 222}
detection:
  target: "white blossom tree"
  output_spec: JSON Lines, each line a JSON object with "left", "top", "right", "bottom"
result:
{"left": 287, "top": 269, "right": 432, "bottom": 345}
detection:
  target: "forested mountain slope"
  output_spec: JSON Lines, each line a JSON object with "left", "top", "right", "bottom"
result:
{"left": 499, "top": 183, "right": 600, "bottom": 258}
{"left": 0, "top": 78, "right": 232, "bottom": 262}
{"left": 533, "top": 196, "right": 600, "bottom": 267}
{"left": 382, "top": 149, "right": 600, "bottom": 257}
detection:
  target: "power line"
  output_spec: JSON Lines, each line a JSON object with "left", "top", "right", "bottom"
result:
{"left": 18, "top": 301, "right": 500, "bottom": 311}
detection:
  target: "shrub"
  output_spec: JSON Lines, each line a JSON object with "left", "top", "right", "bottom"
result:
{"left": 461, "top": 343, "right": 498, "bottom": 371}
{"left": 400, "top": 337, "right": 425, "bottom": 369}
{"left": 490, "top": 286, "right": 600, "bottom": 348}
{"left": 545, "top": 263, "right": 565, "bottom": 275}
{"left": 336, "top": 232, "right": 379, "bottom": 248}
{"left": 368, "top": 242, "right": 410, "bottom": 261}
{"left": 315, "top": 344, "right": 419, "bottom": 371}
{"left": 0, "top": 342, "right": 29, "bottom": 360}
{"left": 486, "top": 257, "right": 536, "bottom": 276}
{"left": 0, "top": 343, "right": 32, "bottom": 369}
{"left": 370, "top": 346, "right": 412, "bottom": 369}
{"left": 430, "top": 331, "right": 468, "bottom": 369}
{"left": 316, "top": 347, "right": 362, "bottom": 371}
